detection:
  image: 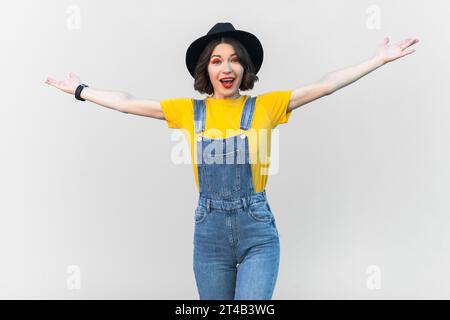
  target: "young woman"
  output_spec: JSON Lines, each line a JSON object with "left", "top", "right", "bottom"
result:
{"left": 45, "top": 22, "right": 419, "bottom": 300}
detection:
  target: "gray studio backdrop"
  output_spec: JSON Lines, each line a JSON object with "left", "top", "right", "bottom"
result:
{"left": 1, "top": 0, "right": 448, "bottom": 299}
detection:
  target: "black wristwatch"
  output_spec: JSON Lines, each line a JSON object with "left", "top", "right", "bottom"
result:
{"left": 75, "top": 84, "right": 89, "bottom": 101}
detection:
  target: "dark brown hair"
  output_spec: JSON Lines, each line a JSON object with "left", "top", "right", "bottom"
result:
{"left": 193, "top": 37, "right": 259, "bottom": 95}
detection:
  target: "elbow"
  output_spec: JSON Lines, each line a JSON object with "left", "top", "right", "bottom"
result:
{"left": 118, "top": 93, "right": 133, "bottom": 113}
{"left": 121, "top": 92, "right": 133, "bottom": 102}
{"left": 324, "top": 81, "right": 335, "bottom": 96}
{"left": 318, "top": 77, "right": 335, "bottom": 96}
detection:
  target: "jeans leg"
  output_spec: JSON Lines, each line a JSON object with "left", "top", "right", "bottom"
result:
{"left": 193, "top": 260, "right": 237, "bottom": 300}
{"left": 193, "top": 210, "right": 238, "bottom": 300}
{"left": 234, "top": 240, "right": 280, "bottom": 300}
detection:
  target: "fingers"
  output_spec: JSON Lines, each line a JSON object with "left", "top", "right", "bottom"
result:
{"left": 410, "top": 38, "right": 420, "bottom": 46}
{"left": 398, "top": 38, "right": 420, "bottom": 50}
{"left": 395, "top": 39, "right": 408, "bottom": 50}
{"left": 380, "top": 36, "right": 390, "bottom": 46}
{"left": 45, "top": 76, "right": 56, "bottom": 86}
{"left": 45, "top": 73, "right": 78, "bottom": 88}
{"left": 45, "top": 76, "right": 61, "bottom": 88}
{"left": 401, "top": 48, "right": 416, "bottom": 57}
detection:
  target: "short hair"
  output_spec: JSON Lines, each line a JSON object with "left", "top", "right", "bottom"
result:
{"left": 193, "top": 37, "right": 259, "bottom": 95}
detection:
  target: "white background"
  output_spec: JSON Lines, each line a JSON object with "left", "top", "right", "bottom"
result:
{"left": 0, "top": 0, "right": 448, "bottom": 299}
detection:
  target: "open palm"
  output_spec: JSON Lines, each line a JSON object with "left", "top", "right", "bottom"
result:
{"left": 45, "top": 72, "right": 81, "bottom": 94}
{"left": 375, "top": 37, "right": 419, "bottom": 64}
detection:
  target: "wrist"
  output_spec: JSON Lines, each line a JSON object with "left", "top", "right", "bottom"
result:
{"left": 75, "top": 83, "right": 89, "bottom": 101}
{"left": 370, "top": 55, "right": 385, "bottom": 68}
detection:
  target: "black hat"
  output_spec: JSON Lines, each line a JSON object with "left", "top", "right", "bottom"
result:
{"left": 185, "top": 22, "right": 264, "bottom": 79}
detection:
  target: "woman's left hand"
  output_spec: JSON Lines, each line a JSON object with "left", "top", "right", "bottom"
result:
{"left": 374, "top": 37, "right": 419, "bottom": 65}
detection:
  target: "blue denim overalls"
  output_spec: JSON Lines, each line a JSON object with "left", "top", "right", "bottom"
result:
{"left": 192, "top": 96, "right": 280, "bottom": 300}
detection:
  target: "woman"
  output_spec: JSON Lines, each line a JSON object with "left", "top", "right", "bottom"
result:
{"left": 45, "top": 22, "right": 419, "bottom": 300}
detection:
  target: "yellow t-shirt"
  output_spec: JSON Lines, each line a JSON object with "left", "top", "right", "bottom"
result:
{"left": 160, "top": 90, "right": 293, "bottom": 193}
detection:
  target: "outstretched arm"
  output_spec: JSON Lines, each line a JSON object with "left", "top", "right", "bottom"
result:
{"left": 288, "top": 37, "right": 420, "bottom": 112}
{"left": 45, "top": 72, "right": 165, "bottom": 119}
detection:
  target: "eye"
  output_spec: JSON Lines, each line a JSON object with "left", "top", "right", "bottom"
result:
{"left": 211, "top": 58, "right": 240, "bottom": 64}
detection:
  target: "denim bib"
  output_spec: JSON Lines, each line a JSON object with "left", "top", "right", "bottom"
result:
{"left": 194, "top": 96, "right": 256, "bottom": 201}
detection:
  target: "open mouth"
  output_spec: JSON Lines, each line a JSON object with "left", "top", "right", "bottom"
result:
{"left": 220, "top": 79, "right": 235, "bottom": 88}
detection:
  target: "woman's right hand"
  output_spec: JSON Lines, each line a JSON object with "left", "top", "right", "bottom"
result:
{"left": 45, "top": 72, "right": 82, "bottom": 95}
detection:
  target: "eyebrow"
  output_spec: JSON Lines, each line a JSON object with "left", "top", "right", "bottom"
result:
{"left": 211, "top": 53, "right": 238, "bottom": 58}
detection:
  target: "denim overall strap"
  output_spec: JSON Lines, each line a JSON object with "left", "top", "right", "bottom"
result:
{"left": 194, "top": 99, "right": 206, "bottom": 134}
{"left": 239, "top": 96, "right": 256, "bottom": 131}
{"left": 195, "top": 96, "right": 255, "bottom": 134}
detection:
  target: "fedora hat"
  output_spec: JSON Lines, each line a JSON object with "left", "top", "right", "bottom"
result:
{"left": 185, "top": 22, "right": 264, "bottom": 79}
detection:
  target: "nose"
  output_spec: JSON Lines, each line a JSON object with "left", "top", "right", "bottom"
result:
{"left": 222, "top": 60, "right": 233, "bottom": 72}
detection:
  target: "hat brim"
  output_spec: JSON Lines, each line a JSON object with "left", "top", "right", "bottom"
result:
{"left": 185, "top": 29, "right": 263, "bottom": 79}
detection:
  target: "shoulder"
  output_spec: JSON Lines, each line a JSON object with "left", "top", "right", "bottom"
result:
{"left": 160, "top": 97, "right": 194, "bottom": 107}
{"left": 255, "top": 90, "right": 293, "bottom": 106}
{"left": 160, "top": 97, "right": 196, "bottom": 114}
{"left": 159, "top": 97, "right": 195, "bottom": 129}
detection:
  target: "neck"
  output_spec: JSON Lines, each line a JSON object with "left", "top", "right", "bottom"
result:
{"left": 211, "top": 93, "right": 241, "bottom": 99}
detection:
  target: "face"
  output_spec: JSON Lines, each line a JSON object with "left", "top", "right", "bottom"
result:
{"left": 207, "top": 43, "right": 244, "bottom": 99}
